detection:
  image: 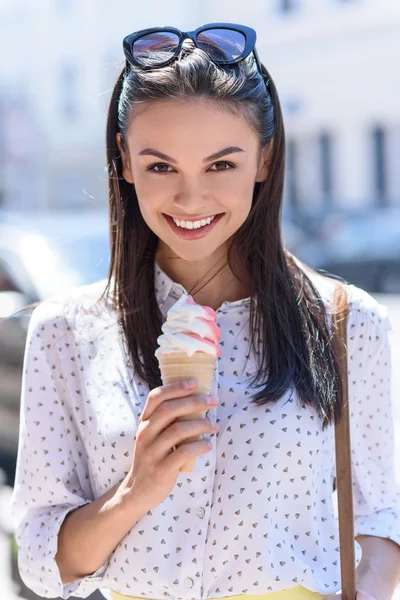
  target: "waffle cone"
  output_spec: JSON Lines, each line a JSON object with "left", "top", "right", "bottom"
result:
{"left": 157, "top": 352, "right": 217, "bottom": 473}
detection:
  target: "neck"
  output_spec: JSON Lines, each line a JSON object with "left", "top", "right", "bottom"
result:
{"left": 155, "top": 245, "right": 252, "bottom": 312}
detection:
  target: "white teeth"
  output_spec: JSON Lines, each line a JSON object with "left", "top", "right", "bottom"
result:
{"left": 172, "top": 215, "right": 216, "bottom": 229}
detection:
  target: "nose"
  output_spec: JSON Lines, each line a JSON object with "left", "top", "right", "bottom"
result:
{"left": 172, "top": 178, "right": 210, "bottom": 214}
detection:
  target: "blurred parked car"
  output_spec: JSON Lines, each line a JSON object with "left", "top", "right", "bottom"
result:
{"left": 281, "top": 219, "right": 309, "bottom": 255}
{"left": 0, "top": 210, "right": 111, "bottom": 483}
{"left": 296, "top": 207, "right": 400, "bottom": 293}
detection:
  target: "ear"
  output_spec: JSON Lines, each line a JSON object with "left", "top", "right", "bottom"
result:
{"left": 255, "top": 137, "right": 274, "bottom": 182}
{"left": 116, "top": 133, "right": 134, "bottom": 184}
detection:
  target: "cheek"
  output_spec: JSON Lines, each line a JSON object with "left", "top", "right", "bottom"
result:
{"left": 132, "top": 171, "right": 156, "bottom": 197}
{"left": 221, "top": 173, "right": 255, "bottom": 213}
{"left": 131, "top": 175, "right": 163, "bottom": 217}
{"left": 213, "top": 167, "right": 257, "bottom": 199}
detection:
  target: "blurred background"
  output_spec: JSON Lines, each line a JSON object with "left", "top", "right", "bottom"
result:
{"left": 0, "top": 0, "right": 399, "bottom": 598}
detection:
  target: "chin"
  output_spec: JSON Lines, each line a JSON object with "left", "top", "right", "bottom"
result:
{"left": 170, "top": 246, "right": 220, "bottom": 262}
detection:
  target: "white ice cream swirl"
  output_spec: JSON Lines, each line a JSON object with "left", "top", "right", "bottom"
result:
{"left": 155, "top": 293, "right": 221, "bottom": 358}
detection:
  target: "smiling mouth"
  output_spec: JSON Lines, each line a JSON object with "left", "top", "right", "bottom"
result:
{"left": 163, "top": 212, "right": 225, "bottom": 239}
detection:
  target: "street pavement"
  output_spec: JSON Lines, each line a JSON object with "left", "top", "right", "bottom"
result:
{"left": 1, "top": 293, "right": 399, "bottom": 599}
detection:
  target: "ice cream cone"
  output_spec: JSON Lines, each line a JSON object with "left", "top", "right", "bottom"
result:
{"left": 158, "top": 351, "right": 216, "bottom": 472}
{"left": 155, "top": 293, "right": 220, "bottom": 473}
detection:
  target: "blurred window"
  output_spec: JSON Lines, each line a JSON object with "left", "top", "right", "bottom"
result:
{"left": 278, "top": 0, "right": 299, "bottom": 12}
{"left": 59, "top": 63, "right": 79, "bottom": 119}
{"left": 319, "top": 132, "right": 333, "bottom": 207}
{"left": 372, "top": 126, "right": 388, "bottom": 206}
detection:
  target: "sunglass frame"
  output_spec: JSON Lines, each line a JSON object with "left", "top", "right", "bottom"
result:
{"left": 122, "top": 22, "right": 264, "bottom": 77}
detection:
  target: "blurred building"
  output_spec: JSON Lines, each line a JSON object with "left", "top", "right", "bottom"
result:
{"left": 0, "top": 0, "right": 398, "bottom": 218}
{"left": 255, "top": 0, "right": 400, "bottom": 225}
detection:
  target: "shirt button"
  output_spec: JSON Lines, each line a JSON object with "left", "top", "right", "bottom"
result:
{"left": 184, "top": 577, "right": 194, "bottom": 588}
{"left": 196, "top": 507, "right": 205, "bottom": 519}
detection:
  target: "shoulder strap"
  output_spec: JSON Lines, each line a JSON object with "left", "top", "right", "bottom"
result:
{"left": 332, "top": 284, "right": 356, "bottom": 600}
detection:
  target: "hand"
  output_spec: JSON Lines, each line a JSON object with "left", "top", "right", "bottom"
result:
{"left": 322, "top": 589, "right": 377, "bottom": 600}
{"left": 119, "top": 380, "right": 219, "bottom": 511}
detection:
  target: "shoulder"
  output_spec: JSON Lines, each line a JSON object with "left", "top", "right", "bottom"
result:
{"left": 346, "top": 283, "right": 390, "bottom": 328}
{"left": 345, "top": 285, "right": 392, "bottom": 370}
{"left": 27, "top": 278, "right": 115, "bottom": 346}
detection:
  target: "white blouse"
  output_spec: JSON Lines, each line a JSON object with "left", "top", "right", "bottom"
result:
{"left": 11, "top": 261, "right": 400, "bottom": 600}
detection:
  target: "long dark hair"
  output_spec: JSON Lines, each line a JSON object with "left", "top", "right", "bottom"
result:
{"left": 6, "top": 39, "right": 345, "bottom": 431}
{"left": 101, "top": 39, "right": 345, "bottom": 431}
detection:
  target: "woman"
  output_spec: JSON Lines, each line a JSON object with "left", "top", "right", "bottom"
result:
{"left": 11, "top": 23, "right": 400, "bottom": 600}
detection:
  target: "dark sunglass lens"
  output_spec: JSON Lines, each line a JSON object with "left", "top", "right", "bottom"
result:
{"left": 197, "top": 28, "right": 246, "bottom": 62}
{"left": 132, "top": 32, "right": 180, "bottom": 66}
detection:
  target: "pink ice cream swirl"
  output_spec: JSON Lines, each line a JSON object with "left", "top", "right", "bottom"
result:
{"left": 155, "top": 294, "right": 221, "bottom": 359}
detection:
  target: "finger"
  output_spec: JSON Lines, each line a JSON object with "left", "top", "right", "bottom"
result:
{"left": 155, "top": 393, "right": 212, "bottom": 432}
{"left": 141, "top": 380, "right": 198, "bottom": 421}
{"left": 140, "top": 394, "right": 216, "bottom": 458}
{"left": 153, "top": 415, "right": 217, "bottom": 460}
{"left": 163, "top": 438, "right": 211, "bottom": 471}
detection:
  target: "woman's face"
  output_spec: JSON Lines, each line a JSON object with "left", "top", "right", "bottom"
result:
{"left": 117, "top": 98, "right": 271, "bottom": 264}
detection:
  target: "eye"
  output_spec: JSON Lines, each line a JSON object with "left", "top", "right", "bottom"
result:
{"left": 209, "top": 161, "right": 235, "bottom": 171}
{"left": 147, "top": 163, "right": 174, "bottom": 174}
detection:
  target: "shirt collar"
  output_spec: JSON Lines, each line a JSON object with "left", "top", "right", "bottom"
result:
{"left": 154, "top": 261, "right": 253, "bottom": 314}
{"left": 154, "top": 261, "right": 186, "bottom": 307}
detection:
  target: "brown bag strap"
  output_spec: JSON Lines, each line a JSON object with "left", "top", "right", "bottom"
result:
{"left": 332, "top": 284, "right": 356, "bottom": 600}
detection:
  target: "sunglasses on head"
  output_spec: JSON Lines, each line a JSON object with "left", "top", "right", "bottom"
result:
{"left": 123, "top": 22, "right": 270, "bottom": 89}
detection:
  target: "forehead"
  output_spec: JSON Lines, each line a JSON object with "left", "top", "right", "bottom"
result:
{"left": 127, "top": 98, "right": 259, "bottom": 148}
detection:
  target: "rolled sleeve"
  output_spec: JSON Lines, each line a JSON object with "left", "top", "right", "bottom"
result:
{"left": 346, "top": 292, "right": 400, "bottom": 547}
{"left": 11, "top": 301, "right": 110, "bottom": 598}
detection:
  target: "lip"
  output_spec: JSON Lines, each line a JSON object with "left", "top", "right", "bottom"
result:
{"left": 166, "top": 213, "right": 222, "bottom": 222}
{"left": 163, "top": 213, "right": 224, "bottom": 240}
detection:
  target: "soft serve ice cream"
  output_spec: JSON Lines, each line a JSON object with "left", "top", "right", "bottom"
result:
{"left": 155, "top": 294, "right": 221, "bottom": 359}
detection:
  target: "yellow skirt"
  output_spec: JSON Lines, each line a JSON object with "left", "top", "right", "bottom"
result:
{"left": 109, "top": 588, "right": 328, "bottom": 600}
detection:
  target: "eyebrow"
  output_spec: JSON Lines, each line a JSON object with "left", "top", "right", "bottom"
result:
{"left": 137, "top": 146, "right": 245, "bottom": 163}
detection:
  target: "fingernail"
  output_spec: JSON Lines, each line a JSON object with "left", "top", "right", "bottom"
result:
{"left": 185, "top": 380, "right": 197, "bottom": 388}
{"left": 207, "top": 396, "right": 219, "bottom": 404}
